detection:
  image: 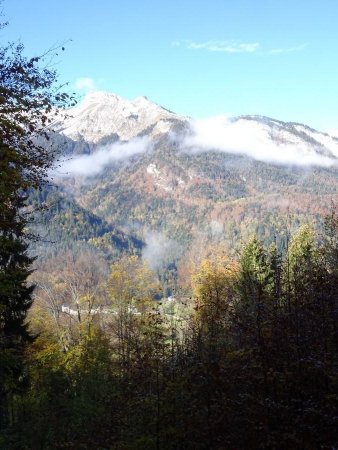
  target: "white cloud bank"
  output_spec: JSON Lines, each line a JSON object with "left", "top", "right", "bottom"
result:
{"left": 181, "top": 116, "right": 338, "bottom": 167}
{"left": 328, "top": 129, "right": 338, "bottom": 139}
{"left": 53, "top": 137, "right": 150, "bottom": 178}
{"left": 74, "top": 77, "right": 97, "bottom": 91}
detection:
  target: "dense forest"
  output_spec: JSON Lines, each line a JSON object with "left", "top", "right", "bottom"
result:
{"left": 3, "top": 220, "right": 338, "bottom": 449}
{"left": 0, "top": 25, "right": 338, "bottom": 450}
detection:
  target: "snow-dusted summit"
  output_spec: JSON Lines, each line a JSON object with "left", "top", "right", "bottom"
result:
{"left": 237, "top": 115, "right": 338, "bottom": 159}
{"left": 59, "top": 91, "right": 186, "bottom": 143}
{"left": 56, "top": 91, "right": 338, "bottom": 168}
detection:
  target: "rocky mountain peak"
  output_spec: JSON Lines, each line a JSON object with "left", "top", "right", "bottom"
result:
{"left": 59, "top": 91, "right": 186, "bottom": 143}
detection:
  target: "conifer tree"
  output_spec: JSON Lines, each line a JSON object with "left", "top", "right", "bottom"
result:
{"left": 0, "top": 39, "right": 72, "bottom": 430}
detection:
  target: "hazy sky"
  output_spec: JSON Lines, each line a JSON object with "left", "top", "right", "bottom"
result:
{"left": 3, "top": 0, "right": 338, "bottom": 131}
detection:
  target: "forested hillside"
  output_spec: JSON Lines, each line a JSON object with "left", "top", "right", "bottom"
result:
{"left": 1, "top": 22, "right": 338, "bottom": 450}
{"left": 17, "top": 92, "right": 338, "bottom": 314}
{"left": 27, "top": 185, "right": 144, "bottom": 261}
{"left": 48, "top": 93, "right": 338, "bottom": 269}
{"left": 10, "top": 219, "right": 338, "bottom": 449}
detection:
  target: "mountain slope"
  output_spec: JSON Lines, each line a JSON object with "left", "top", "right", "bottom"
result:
{"left": 57, "top": 91, "right": 187, "bottom": 144}
{"left": 28, "top": 185, "right": 144, "bottom": 261}
{"left": 50, "top": 92, "right": 338, "bottom": 260}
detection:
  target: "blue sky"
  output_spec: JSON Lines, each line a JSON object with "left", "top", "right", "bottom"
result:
{"left": 3, "top": 0, "right": 338, "bottom": 131}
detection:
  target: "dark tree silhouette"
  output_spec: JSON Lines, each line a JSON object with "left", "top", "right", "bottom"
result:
{"left": 0, "top": 39, "right": 73, "bottom": 431}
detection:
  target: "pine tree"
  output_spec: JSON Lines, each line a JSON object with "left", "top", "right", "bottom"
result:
{"left": 0, "top": 40, "right": 73, "bottom": 431}
{"left": 0, "top": 149, "right": 34, "bottom": 429}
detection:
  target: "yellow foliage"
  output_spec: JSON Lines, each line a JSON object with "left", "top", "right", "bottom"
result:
{"left": 191, "top": 256, "right": 239, "bottom": 323}
{"left": 109, "top": 255, "right": 158, "bottom": 312}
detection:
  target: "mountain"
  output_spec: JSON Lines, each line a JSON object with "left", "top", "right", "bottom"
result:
{"left": 42, "top": 92, "right": 338, "bottom": 269}
{"left": 57, "top": 91, "right": 187, "bottom": 144}
{"left": 229, "top": 115, "right": 338, "bottom": 160}
{"left": 56, "top": 92, "right": 338, "bottom": 163}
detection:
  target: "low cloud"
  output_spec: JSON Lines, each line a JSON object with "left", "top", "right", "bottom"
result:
{"left": 180, "top": 116, "right": 338, "bottom": 167}
{"left": 53, "top": 137, "right": 150, "bottom": 178}
{"left": 328, "top": 129, "right": 338, "bottom": 138}
{"left": 74, "top": 77, "right": 97, "bottom": 92}
{"left": 142, "top": 232, "right": 181, "bottom": 271}
{"left": 209, "top": 220, "right": 224, "bottom": 238}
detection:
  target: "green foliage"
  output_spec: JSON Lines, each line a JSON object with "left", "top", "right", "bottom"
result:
{"left": 0, "top": 36, "right": 72, "bottom": 436}
{"left": 2, "top": 14, "right": 338, "bottom": 450}
{"left": 27, "top": 184, "right": 144, "bottom": 261}
{"left": 8, "top": 218, "right": 336, "bottom": 449}
{"left": 17, "top": 330, "right": 118, "bottom": 449}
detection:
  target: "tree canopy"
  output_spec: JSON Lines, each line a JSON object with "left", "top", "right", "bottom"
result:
{"left": 0, "top": 38, "right": 73, "bottom": 433}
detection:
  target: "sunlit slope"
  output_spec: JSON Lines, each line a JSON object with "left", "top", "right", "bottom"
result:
{"left": 51, "top": 92, "right": 338, "bottom": 253}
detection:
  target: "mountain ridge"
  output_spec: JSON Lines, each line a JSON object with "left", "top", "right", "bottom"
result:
{"left": 40, "top": 91, "right": 338, "bottom": 269}
{"left": 56, "top": 91, "right": 338, "bottom": 167}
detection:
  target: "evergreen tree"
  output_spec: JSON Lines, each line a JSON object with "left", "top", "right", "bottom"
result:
{"left": 0, "top": 39, "right": 72, "bottom": 433}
